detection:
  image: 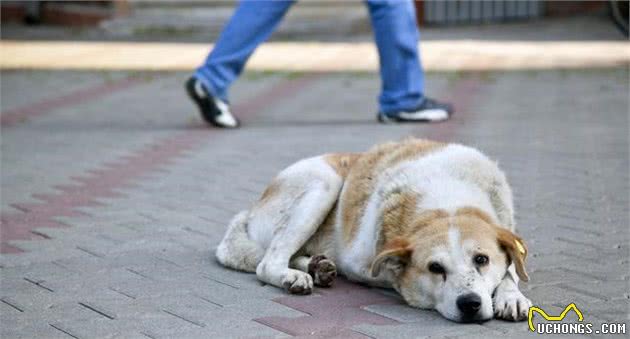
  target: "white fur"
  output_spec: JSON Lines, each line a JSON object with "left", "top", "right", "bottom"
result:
{"left": 448, "top": 227, "right": 463, "bottom": 260}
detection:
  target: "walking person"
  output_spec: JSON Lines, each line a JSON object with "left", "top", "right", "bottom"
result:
{"left": 186, "top": 0, "right": 454, "bottom": 128}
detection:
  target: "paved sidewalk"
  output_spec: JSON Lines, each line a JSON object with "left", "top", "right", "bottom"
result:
{"left": 1, "top": 68, "right": 629, "bottom": 338}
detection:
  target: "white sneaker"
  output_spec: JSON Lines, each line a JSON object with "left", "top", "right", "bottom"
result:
{"left": 378, "top": 97, "right": 454, "bottom": 123}
{"left": 186, "top": 77, "right": 240, "bottom": 128}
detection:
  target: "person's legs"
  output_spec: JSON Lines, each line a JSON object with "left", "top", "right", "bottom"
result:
{"left": 194, "top": 0, "right": 294, "bottom": 102}
{"left": 366, "top": 0, "right": 423, "bottom": 113}
{"left": 366, "top": 0, "right": 452, "bottom": 121}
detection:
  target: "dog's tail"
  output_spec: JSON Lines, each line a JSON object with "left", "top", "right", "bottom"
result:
{"left": 215, "top": 210, "right": 263, "bottom": 272}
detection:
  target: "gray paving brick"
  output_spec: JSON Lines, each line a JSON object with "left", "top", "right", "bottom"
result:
{"left": 353, "top": 321, "right": 493, "bottom": 339}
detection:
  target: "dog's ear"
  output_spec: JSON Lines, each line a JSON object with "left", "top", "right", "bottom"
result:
{"left": 496, "top": 227, "right": 529, "bottom": 282}
{"left": 370, "top": 238, "right": 412, "bottom": 278}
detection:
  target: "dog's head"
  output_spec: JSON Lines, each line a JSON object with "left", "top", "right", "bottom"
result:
{"left": 370, "top": 208, "right": 528, "bottom": 323}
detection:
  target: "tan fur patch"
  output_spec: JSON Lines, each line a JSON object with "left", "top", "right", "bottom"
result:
{"left": 340, "top": 138, "right": 446, "bottom": 243}
{"left": 378, "top": 193, "right": 451, "bottom": 249}
{"left": 407, "top": 211, "right": 453, "bottom": 253}
{"left": 405, "top": 211, "right": 492, "bottom": 256}
{"left": 324, "top": 153, "right": 362, "bottom": 178}
{"left": 382, "top": 237, "right": 411, "bottom": 251}
{"left": 380, "top": 191, "right": 418, "bottom": 247}
{"left": 371, "top": 237, "right": 412, "bottom": 277}
{"left": 258, "top": 179, "right": 281, "bottom": 205}
{"left": 455, "top": 206, "right": 495, "bottom": 225}
{"left": 495, "top": 226, "right": 529, "bottom": 281}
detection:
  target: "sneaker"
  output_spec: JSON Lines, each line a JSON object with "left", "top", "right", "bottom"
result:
{"left": 185, "top": 77, "right": 240, "bottom": 128}
{"left": 377, "top": 97, "right": 454, "bottom": 123}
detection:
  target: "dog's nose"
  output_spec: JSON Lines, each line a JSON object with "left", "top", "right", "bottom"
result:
{"left": 456, "top": 293, "right": 482, "bottom": 316}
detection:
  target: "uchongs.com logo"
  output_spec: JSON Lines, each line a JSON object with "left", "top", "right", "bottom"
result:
{"left": 528, "top": 303, "right": 626, "bottom": 335}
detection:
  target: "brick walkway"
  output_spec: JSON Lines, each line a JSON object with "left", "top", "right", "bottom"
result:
{"left": 1, "top": 68, "right": 628, "bottom": 338}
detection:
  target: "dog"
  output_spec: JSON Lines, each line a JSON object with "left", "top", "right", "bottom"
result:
{"left": 215, "top": 138, "right": 532, "bottom": 323}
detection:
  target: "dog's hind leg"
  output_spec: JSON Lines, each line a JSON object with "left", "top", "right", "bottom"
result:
{"left": 215, "top": 210, "right": 263, "bottom": 272}
{"left": 256, "top": 181, "right": 339, "bottom": 294}
{"left": 290, "top": 255, "right": 337, "bottom": 287}
{"left": 255, "top": 157, "right": 343, "bottom": 295}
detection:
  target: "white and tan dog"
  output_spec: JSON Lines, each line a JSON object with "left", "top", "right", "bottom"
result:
{"left": 216, "top": 138, "right": 532, "bottom": 323}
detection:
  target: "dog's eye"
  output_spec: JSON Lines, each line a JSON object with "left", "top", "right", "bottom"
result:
{"left": 473, "top": 254, "right": 489, "bottom": 266}
{"left": 428, "top": 262, "right": 445, "bottom": 274}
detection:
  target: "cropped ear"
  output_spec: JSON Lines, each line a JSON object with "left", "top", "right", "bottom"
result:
{"left": 496, "top": 227, "right": 529, "bottom": 282}
{"left": 370, "top": 238, "right": 412, "bottom": 278}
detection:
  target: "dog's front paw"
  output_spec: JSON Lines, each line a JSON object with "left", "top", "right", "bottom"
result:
{"left": 308, "top": 255, "right": 337, "bottom": 287}
{"left": 493, "top": 289, "right": 532, "bottom": 321}
{"left": 282, "top": 269, "right": 313, "bottom": 295}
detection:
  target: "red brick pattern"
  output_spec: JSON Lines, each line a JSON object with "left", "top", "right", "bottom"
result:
{"left": 0, "top": 76, "right": 142, "bottom": 127}
{"left": 1, "top": 131, "right": 207, "bottom": 253}
{"left": 254, "top": 279, "right": 401, "bottom": 338}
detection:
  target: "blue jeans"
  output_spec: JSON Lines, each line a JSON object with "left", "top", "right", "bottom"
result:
{"left": 195, "top": 0, "right": 425, "bottom": 114}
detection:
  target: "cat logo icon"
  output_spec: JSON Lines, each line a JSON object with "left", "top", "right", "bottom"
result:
{"left": 528, "top": 303, "right": 584, "bottom": 332}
